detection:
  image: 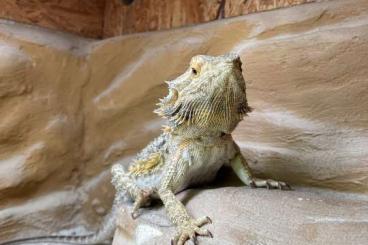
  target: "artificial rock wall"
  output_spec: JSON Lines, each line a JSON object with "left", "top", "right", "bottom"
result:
{"left": 0, "top": 0, "right": 367, "bottom": 244}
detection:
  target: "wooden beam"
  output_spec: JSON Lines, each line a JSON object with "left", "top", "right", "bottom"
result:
{"left": 0, "top": 0, "right": 105, "bottom": 38}
{"left": 225, "top": 0, "right": 315, "bottom": 16}
{"left": 103, "top": 0, "right": 124, "bottom": 37}
{"left": 103, "top": 0, "right": 315, "bottom": 38}
{"left": 103, "top": 0, "right": 221, "bottom": 37}
{"left": 0, "top": 0, "right": 315, "bottom": 38}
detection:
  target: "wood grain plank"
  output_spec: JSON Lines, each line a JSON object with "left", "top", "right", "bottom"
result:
{"left": 0, "top": 0, "right": 316, "bottom": 38}
{"left": 103, "top": 0, "right": 315, "bottom": 37}
{"left": 225, "top": 0, "right": 315, "bottom": 16}
{"left": 0, "top": 0, "right": 105, "bottom": 38}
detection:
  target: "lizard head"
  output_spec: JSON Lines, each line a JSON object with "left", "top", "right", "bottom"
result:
{"left": 155, "top": 53, "right": 251, "bottom": 135}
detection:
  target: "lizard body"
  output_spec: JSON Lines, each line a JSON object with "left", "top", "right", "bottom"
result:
{"left": 1, "top": 54, "right": 289, "bottom": 245}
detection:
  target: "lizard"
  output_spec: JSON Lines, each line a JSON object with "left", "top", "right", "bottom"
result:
{"left": 1, "top": 53, "right": 290, "bottom": 245}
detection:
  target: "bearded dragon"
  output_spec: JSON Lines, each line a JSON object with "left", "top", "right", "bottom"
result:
{"left": 1, "top": 54, "right": 289, "bottom": 245}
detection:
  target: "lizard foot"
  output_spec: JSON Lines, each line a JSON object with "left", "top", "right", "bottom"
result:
{"left": 171, "top": 216, "right": 213, "bottom": 245}
{"left": 131, "top": 190, "right": 153, "bottom": 219}
{"left": 250, "top": 178, "right": 291, "bottom": 190}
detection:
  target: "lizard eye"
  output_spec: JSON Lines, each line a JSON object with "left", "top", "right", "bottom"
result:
{"left": 191, "top": 68, "right": 198, "bottom": 75}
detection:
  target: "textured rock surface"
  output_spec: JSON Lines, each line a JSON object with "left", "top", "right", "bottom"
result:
{"left": 114, "top": 182, "right": 368, "bottom": 245}
{"left": 0, "top": 0, "right": 367, "bottom": 244}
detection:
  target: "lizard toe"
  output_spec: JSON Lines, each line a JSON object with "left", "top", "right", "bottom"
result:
{"left": 193, "top": 216, "right": 212, "bottom": 226}
{"left": 172, "top": 218, "right": 213, "bottom": 245}
{"left": 251, "top": 178, "right": 291, "bottom": 190}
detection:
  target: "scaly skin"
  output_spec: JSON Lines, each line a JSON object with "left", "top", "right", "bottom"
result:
{"left": 1, "top": 54, "right": 289, "bottom": 245}
{"left": 112, "top": 53, "right": 290, "bottom": 245}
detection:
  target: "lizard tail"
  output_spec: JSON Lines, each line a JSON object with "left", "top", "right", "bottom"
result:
{"left": 0, "top": 204, "right": 118, "bottom": 245}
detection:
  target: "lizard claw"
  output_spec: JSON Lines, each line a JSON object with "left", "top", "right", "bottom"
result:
{"left": 284, "top": 183, "right": 292, "bottom": 190}
{"left": 131, "top": 211, "right": 138, "bottom": 219}
{"left": 207, "top": 216, "right": 212, "bottom": 224}
{"left": 190, "top": 234, "right": 197, "bottom": 244}
{"left": 130, "top": 189, "right": 153, "bottom": 219}
{"left": 172, "top": 217, "right": 213, "bottom": 245}
{"left": 194, "top": 216, "right": 212, "bottom": 226}
{"left": 249, "top": 180, "right": 256, "bottom": 188}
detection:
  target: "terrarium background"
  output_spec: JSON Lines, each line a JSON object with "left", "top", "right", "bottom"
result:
{"left": 0, "top": 0, "right": 367, "bottom": 244}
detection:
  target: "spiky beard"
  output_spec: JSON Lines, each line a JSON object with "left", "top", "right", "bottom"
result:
{"left": 155, "top": 85, "right": 250, "bottom": 133}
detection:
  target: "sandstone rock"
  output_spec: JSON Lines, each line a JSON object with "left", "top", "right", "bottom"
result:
{"left": 0, "top": 0, "right": 367, "bottom": 244}
{"left": 113, "top": 182, "right": 368, "bottom": 245}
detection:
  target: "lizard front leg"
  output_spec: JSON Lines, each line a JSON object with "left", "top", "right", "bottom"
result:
{"left": 158, "top": 151, "right": 212, "bottom": 245}
{"left": 111, "top": 164, "right": 153, "bottom": 218}
{"left": 230, "top": 150, "right": 290, "bottom": 190}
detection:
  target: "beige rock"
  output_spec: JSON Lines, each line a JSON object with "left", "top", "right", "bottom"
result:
{"left": 113, "top": 182, "right": 368, "bottom": 245}
{"left": 0, "top": 0, "right": 367, "bottom": 244}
